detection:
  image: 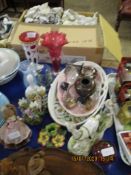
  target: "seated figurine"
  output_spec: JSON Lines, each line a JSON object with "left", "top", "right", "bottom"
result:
{"left": 67, "top": 114, "right": 101, "bottom": 155}
{"left": 0, "top": 104, "right": 31, "bottom": 148}
{"left": 67, "top": 100, "right": 113, "bottom": 156}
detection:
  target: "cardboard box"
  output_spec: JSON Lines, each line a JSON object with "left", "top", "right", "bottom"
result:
{"left": 7, "top": 11, "right": 122, "bottom": 65}
{"left": 0, "top": 0, "right": 7, "bottom": 12}
{"left": 0, "top": 39, "right": 7, "bottom": 47}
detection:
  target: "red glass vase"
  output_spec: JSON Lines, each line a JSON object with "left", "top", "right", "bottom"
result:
{"left": 49, "top": 48, "right": 62, "bottom": 75}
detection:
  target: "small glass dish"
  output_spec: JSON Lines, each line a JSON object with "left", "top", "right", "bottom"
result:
{"left": 117, "top": 131, "right": 131, "bottom": 165}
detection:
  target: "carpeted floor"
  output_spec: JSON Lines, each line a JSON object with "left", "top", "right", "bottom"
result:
{"left": 65, "top": 0, "right": 131, "bottom": 57}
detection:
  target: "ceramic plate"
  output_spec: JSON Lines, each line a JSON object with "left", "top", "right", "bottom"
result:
{"left": 108, "top": 73, "right": 131, "bottom": 166}
{"left": 0, "top": 70, "right": 18, "bottom": 85}
{"left": 0, "top": 48, "right": 20, "bottom": 84}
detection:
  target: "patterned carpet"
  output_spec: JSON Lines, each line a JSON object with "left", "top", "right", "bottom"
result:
{"left": 65, "top": 0, "right": 131, "bottom": 57}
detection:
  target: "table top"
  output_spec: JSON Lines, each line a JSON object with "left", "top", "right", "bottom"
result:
{"left": 0, "top": 65, "right": 131, "bottom": 175}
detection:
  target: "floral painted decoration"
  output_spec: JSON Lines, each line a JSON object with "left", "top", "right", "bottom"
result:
{"left": 18, "top": 86, "right": 47, "bottom": 125}
{"left": 38, "top": 123, "right": 66, "bottom": 148}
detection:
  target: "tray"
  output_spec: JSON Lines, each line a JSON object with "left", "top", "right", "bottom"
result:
{"left": 0, "top": 147, "right": 105, "bottom": 175}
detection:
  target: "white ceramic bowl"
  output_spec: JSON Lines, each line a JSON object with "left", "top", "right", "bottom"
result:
{"left": 0, "top": 70, "right": 18, "bottom": 85}
{"left": 48, "top": 61, "right": 108, "bottom": 126}
{"left": 0, "top": 48, "right": 20, "bottom": 85}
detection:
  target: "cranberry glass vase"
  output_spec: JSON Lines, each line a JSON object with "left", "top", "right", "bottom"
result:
{"left": 41, "top": 31, "right": 68, "bottom": 75}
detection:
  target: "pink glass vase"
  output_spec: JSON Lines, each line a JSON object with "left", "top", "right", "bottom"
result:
{"left": 41, "top": 31, "right": 68, "bottom": 75}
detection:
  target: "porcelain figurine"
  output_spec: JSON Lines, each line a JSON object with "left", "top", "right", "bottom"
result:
{"left": 67, "top": 114, "right": 101, "bottom": 155}
{"left": 0, "top": 104, "right": 31, "bottom": 148}
{"left": 67, "top": 100, "right": 113, "bottom": 156}
{"left": 25, "top": 74, "right": 39, "bottom": 98}
{"left": 67, "top": 114, "right": 101, "bottom": 140}
{"left": 19, "top": 74, "right": 47, "bottom": 125}
{"left": 0, "top": 116, "right": 31, "bottom": 148}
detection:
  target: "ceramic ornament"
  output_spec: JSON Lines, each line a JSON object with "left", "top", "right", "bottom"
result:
{"left": 38, "top": 123, "right": 66, "bottom": 148}
{"left": 0, "top": 104, "right": 31, "bottom": 148}
{"left": 19, "top": 74, "right": 47, "bottom": 125}
{"left": 0, "top": 116, "right": 32, "bottom": 148}
{"left": 67, "top": 114, "right": 101, "bottom": 156}
{"left": 67, "top": 114, "right": 101, "bottom": 141}
{"left": 67, "top": 100, "right": 113, "bottom": 156}
{"left": 25, "top": 74, "right": 39, "bottom": 98}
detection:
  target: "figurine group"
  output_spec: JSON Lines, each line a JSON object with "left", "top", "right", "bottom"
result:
{"left": 0, "top": 74, "right": 47, "bottom": 148}
{"left": 19, "top": 74, "right": 47, "bottom": 125}
{"left": 0, "top": 104, "right": 31, "bottom": 148}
